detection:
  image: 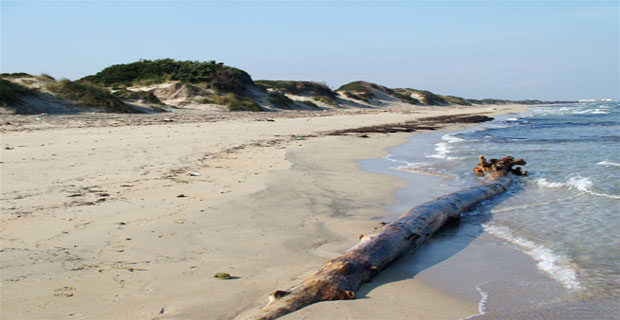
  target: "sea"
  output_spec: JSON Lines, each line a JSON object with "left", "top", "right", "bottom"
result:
{"left": 361, "top": 101, "right": 619, "bottom": 318}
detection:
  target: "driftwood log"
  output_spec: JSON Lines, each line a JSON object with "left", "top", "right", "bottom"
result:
{"left": 251, "top": 156, "right": 526, "bottom": 320}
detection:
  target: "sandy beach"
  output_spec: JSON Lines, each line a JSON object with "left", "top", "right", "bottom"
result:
{"left": 1, "top": 105, "right": 528, "bottom": 319}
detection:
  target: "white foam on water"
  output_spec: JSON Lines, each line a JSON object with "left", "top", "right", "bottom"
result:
{"left": 458, "top": 284, "right": 489, "bottom": 320}
{"left": 483, "top": 224, "right": 582, "bottom": 290}
{"left": 487, "top": 196, "right": 576, "bottom": 215}
{"left": 382, "top": 154, "right": 412, "bottom": 166}
{"left": 567, "top": 176, "right": 620, "bottom": 200}
{"left": 566, "top": 176, "right": 592, "bottom": 192}
{"left": 426, "top": 142, "right": 452, "bottom": 159}
{"left": 573, "top": 108, "right": 610, "bottom": 115}
{"left": 536, "top": 176, "right": 620, "bottom": 199}
{"left": 536, "top": 178, "right": 565, "bottom": 188}
{"left": 597, "top": 160, "right": 620, "bottom": 168}
{"left": 442, "top": 133, "right": 465, "bottom": 143}
{"left": 425, "top": 134, "right": 467, "bottom": 160}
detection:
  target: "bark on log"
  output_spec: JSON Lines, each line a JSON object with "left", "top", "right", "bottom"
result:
{"left": 250, "top": 156, "right": 526, "bottom": 320}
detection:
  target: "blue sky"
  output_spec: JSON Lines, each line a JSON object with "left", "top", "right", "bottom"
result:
{"left": 1, "top": 1, "right": 618, "bottom": 100}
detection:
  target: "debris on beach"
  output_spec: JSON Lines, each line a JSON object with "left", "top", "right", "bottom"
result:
{"left": 176, "top": 194, "right": 186, "bottom": 198}
{"left": 213, "top": 272, "right": 232, "bottom": 280}
{"left": 473, "top": 155, "right": 527, "bottom": 176}
{"left": 187, "top": 172, "right": 201, "bottom": 176}
{"left": 252, "top": 156, "right": 526, "bottom": 320}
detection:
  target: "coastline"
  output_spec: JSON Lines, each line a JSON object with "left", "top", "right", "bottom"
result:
{"left": 356, "top": 126, "right": 570, "bottom": 319}
{"left": 359, "top": 109, "right": 619, "bottom": 320}
{"left": 1, "top": 105, "right": 528, "bottom": 319}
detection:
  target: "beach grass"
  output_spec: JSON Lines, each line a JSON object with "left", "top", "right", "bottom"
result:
{"left": 204, "top": 93, "right": 264, "bottom": 111}
{"left": 112, "top": 89, "right": 164, "bottom": 105}
{"left": 81, "top": 59, "right": 254, "bottom": 94}
{"left": 255, "top": 80, "right": 336, "bottom": 98}
{"left": 301, "top": 100, "right": 321, "bottom": 109}
{"left": 0, "top": 79, "right": 37, "bottom": 108}
{"left": 312, "top": 95, "right": 337, "bottom": 106}
{"left": 46, "top": 79, "right": 137, "bottom": 113}
{"left": 441, "top": 95, "right": 473, "bottom": 106}
{"left": 268, "top": 91, "right": 295, "bottom": 109}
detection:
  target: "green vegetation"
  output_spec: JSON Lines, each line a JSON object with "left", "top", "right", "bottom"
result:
{"left": 336, "top": 81, "right": 398, "bottom": 103}
{"left": 0, "top": 79, "right": 36, "bottom": 108}
{"left": 268, "top": 91, "right": 295, "bottom": 109}
{"left": 399, "top": 89, "right": 449, "bottom": 105}
{"left": 40, "top": 73, "right": 56, "bottom": 81}
{"left": 337, "top": 81, "right": 367, "bottom": 93}
{"left": 391, "top": 90, "right": 420, "bottom": 104}
{"left": 113, "top": 89, "right": 164, "bottom": 105}
{"left": 440, "top": 95, "right": 472, "bottom": 106}
{"left": 81, "top": 59, "right": 254, "bottom": 94}
{"left": 47, "top": 79, "right": 137, "bottom": 113}
{"left": 255, "top": 80, "right": 336, "bottom": 98}
{"left": 0, "top": 72, "right": 33, "bottom": 79}
{"left": 312, "top": 95, "right": 337, "bottom": 106}
{"left": 468, "top": 98, "right": 509, "bottom": 105}
{"left": 204, "top": 93, "right": 264, "bottom": 111}
{"left": 301, "top": 100, "right": 321, "bottom": 109}
{"left": 343, "top": 91, "right": 372, "bottom": 102}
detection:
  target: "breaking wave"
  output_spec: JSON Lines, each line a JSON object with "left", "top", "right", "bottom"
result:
{"left": 535, "top": 176, "right": 620, "bottom": 200}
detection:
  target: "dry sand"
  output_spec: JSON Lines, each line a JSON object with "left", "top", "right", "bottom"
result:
{"left": 1, "top": 105, "right": 528, "bottom": 319}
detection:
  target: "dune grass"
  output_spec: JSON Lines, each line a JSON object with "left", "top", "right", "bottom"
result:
{"left": 113, "top": 89, "right": 164, "bottom": 105}
{"left": 47, "top": 79, "right": 137, "bottom": 113}
{"left": 337, "top": 81, "right": 368, "bottom": 93}
{"left": 255, "top": 80, "right": 336, "bottom": 98}
{"left": 0, "top": 79, "right": 36, "bottom": 108}
{"left": 312, "top": 95, "right": 337, "bottom": 106}
{"left": 203, "top": 93, "right": 264, "bottom": 112}
{"left": 268, "top": 92, "right": 295, "bottom": 109}
{"left": 337, "top": 81, "right": 398, "bottom": 103}
{"left": 81, "top": 59, "right": 254, "bottom": 95}
{"left": 0, "top": 72, "right": 34, "bottom": 79}
{"left": 301, "top": 100, "right": 321, "bottom": 109}
{"left": 392, "top": 91, "right": 420, "bottom": 104}
{"left": 441, "top": 95, "right": 473, "bottom": 106}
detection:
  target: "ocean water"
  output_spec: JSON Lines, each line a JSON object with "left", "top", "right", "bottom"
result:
{"left": 369, "top": 102, "right": 619, "bottom": 313}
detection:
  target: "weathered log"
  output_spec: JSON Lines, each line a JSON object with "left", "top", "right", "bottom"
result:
{"left": 473, "top": 155, "right": 527, "bottom": 176}
{"left": 250, "top": 156, "right": 525, "bottom": 320}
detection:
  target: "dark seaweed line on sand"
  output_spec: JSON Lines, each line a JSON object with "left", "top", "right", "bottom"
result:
{"left": 327, "top": 114, "right": 493, "bottom": 135}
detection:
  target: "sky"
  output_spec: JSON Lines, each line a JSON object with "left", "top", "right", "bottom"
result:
{"left": 1, "top": 1, "right": 618, "bottom": 100}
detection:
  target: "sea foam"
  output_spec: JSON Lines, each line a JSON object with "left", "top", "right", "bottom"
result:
{"left": 536, "top": 178, "right": 566, "bottom": 189}
{"left": 567, "top": 176, "right": 620, "bottom": 200}
{"left": 597, "top": 160, "right": 620, "bottom": 168}
{"left": 536, "top": 176, "right": 620, "bottom": 199}
{"left": 458, "top": 284, "right": 489, "bottom": 320}
{"left": 426, "top": 134, "right": 466, "bottom": 160}
{"left": 483, "top": 224, "right": 582, "bottom": 290}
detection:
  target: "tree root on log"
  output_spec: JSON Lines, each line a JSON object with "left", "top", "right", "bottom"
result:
{"left": 249, "top": 156, "right": 526, "bottom": 320}
{"left": 473, "top": 155, "right": 527, "bottom": 176}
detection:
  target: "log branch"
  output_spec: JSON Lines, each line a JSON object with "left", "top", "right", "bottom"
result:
{"left": 249, "top": 156, "right": 525, "bottom": 320}
{"left": 473, "top": 155, "right": 527, "bottom": 177}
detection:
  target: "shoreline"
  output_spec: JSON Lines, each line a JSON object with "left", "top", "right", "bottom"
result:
{"left": 358, "top": 122, "right": 574, "bottom": 319}
{"left": 1, "top": 105, "right": 528, "bottom": 319}
{"left": 367, "top": 110, "right": 620, "bottom": 320}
